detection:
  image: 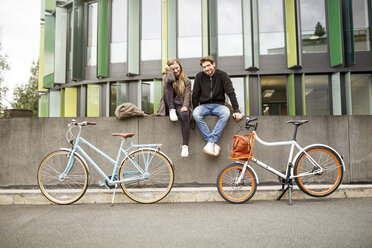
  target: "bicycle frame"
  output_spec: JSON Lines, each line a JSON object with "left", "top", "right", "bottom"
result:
{"left": 61, "top": 131, "right": 162, "bottom": 186}
{"left": 237, "top": 131, "right": 342, "bottom": 184}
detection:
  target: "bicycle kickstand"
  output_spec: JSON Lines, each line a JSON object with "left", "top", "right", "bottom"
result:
{"left": 111, "top": 185, "right": 118, "bottom": 207}
{"left": 276, "top": 180, "right": 293, "bottom": 205}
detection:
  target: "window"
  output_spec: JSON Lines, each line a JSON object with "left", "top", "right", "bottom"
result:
{"left": 110, "top": 82, "right": 128, "bottom": 116}
{"left": 217, "top": 0, "right": 243, "bottom": 56}
{"left": 261, "top": 76, "right": 287, "bottom": 115}
{"left": 142, "top": 0, "right": 161, "bottom": 60}
{"left": 87, "top": 2, "right": 98, "bottom": 66}
{"left": 351, "top": 74, "right": 372, "bottom": 115}
{"left": 305, "top": 75, "right": 330, "bottom": 115}
{"left": 178, "top": 0, "right": 202, "bottom": 58}
{"left": 111, "top": 0, "right": 127, "bottom": 63}
{"left": 258, "top": 0, "right": 285, "bottom": 55}
{"left": 353, "top": 0, "right": 371, "bottom": 51}
{"left": 226, "top": 77, "right": 245, "bottom": 114}
{"left": 142, "top": 81, "right": 155, "bottom": 114}
{"left": 300, "top": 0, "right": 327, "bottom": 53}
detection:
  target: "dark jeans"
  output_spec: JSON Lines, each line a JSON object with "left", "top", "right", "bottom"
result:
{"left": 164, "top": 84, "right": 190, "bottom": 146}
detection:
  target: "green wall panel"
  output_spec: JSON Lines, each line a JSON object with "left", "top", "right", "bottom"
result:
{"left": 43, "top": 15, "right": 55, "bottom": 88}
{"left": 72, "top": 0, "right": 85, "bottom": 80}
{"left": 45, "top": 0, "right": 56, "bottom": 13}
{"left": 161, "top": 0, "right": 168, "bottom": 71}
{"left": 127, "top": 0, "right": 140, "bottom": 75}
{"left": 332, "top": 72, "right": 342, "bottom": 115}
{"left": 208, "top": 0, "right": 218, "bottom": 59}
{"left": 202, "top": 0, "right": 209, "bottom": 57}
{"left": 87, "top": 84, "right": 100, "bottom": 117}
{"left": 55, "top": 7, "right": 68, "bottom": 84}
{"left": 342, "top": 0, "right": 355, "bottom": 67}
{"left": 153, "top": 79, "right": 163, "bottom": 115}
{"left": 64, "top": 88, "right": 78, "bottom": 117}
{"left": 285, "top": 0, "right": 299, "bottom": 68}
{"left": 328, "top": 0, "right": 343, "bottom": 67}
{"left": 97, "top": 0, "right": 109, "bottom": 78}
{"left": 39, "top": 94, "right": 49, "bottom": 117}
{"left": 288, "top": 74, "right": 296, "bottom": 116}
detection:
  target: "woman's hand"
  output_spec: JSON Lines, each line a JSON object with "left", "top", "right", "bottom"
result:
{"left": 181, "top": 107, "right": 188, "bottom": 112}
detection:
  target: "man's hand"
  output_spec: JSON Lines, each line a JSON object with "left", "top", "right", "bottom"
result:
{"left": 232, "top": 112, "right": 243, "bottom": 122}
{"left": 181, "top": 107, "right": 188, "bottom": 112}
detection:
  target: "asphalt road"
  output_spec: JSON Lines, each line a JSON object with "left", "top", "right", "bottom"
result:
{"left": 1, "top": 198, "right": 372, "bottom": 248}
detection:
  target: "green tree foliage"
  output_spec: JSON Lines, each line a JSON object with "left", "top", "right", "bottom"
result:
{"left": 0, "top": 40, "right": 10, "bottom": 113}
{"left": 11, "top": 61, "right": 39, "bottom": 117}
{"left": 314, "top": 22, "right": 326, "bottom": 37}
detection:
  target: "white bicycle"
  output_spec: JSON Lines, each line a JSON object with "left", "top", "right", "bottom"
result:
{"left": 217, "top": 117, "right": 345, "bottom": 205}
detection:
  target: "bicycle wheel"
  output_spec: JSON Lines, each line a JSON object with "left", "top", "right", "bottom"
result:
{"left": 294, "top": 145, "right": 343, "bottom": 197}
{"left": 37, "top": 150, "right": 89, "bottom": 205}
{"left": 217, "top": 163, "right": 257, "bottom": 204}
{"left": 119, "top": 149, "right": 174, "bottom": 204}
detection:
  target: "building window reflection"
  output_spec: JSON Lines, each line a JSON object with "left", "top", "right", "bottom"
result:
{"left": 226, "top": 77, "right": 245, "bottom": 114}
{"left": 353, "top": 0, "right": 371, "bottom": 51}
{"left": 258, "top": 0, "right": 285, "bottom": 55}
{"left": 142, "top": 81, "right": 154, "bottom": 114}
{"left": 87, "top": 2, "right": 97, "bottom": 66}
{"left": 142, "top": 0, "right": 161, "bottom": 61}
{"left": 300, "top": 0, "right": 327, "bottom": 53}
{"left": 178, "top": 0, "right": 202, "bottom": 58}
{"left": 111, "top": 0, "right": 127, "bottom": 63}
{"left": 217, "top": 0, "right": 243, "bottom": 56}
{"left": 110, "top": 81, "right": 128, "bottom": 116}
{"left": 351, "top": 74, "right": 372, "bottom": 115}
{"left": 305, "top": 75, "right": 330, "bottom": 115}
{"left": 261, "top": 76, "right": 287, "bottom": 115}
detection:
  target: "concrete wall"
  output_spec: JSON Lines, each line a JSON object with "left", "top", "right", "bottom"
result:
{"left": 0, "top": 116, "right": 371, "bottom": 188}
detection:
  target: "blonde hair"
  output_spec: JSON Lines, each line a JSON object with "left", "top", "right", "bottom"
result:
{"left": 165, "top": 59, "right": 188, "bottom": 96}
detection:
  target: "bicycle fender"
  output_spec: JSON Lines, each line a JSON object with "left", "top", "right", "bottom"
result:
{"left": 121, "top": 148, "right": 175, "bottom": 169}
{"left": 59, "top": 148, "right": 91, "bottom": 175}
{"left": 235, "top": 161, "right": 260, "bottom": 184}
{"left": 292, "top": 144, "right": 345, "bottom": 171}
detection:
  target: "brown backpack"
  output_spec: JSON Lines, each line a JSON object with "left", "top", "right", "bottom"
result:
{"left": 229, "top": 133, "right": 255, "bottom": 160}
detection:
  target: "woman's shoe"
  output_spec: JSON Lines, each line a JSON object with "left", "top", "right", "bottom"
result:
{"left": 169, "top": 109, "right": 178, "bottom": 121}
{"left": 181, "top": 145, "right": 189, "bottom": 157}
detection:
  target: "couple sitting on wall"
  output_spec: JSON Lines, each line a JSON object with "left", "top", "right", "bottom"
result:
{"left": 157, "top": 56, "right": 243, "bottom": 158}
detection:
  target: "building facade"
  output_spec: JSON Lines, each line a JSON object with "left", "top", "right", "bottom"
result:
{"left": 38, "top": 0, "right": 372, "bottom": 117}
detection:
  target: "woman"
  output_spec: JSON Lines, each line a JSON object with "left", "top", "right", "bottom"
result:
{"left": 157, "top": 59, "right": 192, "bottom": 157}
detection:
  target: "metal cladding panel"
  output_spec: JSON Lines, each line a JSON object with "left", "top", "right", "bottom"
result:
{"left": 208, "top": 0, "right": 218, "bottom": 60}
{"left": 328, "top": 0, "right": 343, "bottom": 67}
{"left": 342, "top": 0, "right": 355, "bottom": 67}
{"left": 332, "top": 72, "right": 342, "bottom": 115}
{"left": 127, "top": 0, "right": 140, "bottom": 75}
{"left": 285, "top": 0, "right": 298, "bottom": 68}
{"left": 64, "top": 88, "right": 78, "bottom": 117}
{"left": 72, "top": 0, "right": 85, "bottom": 80}
{"left": 45, "top": 0, "right": 56, "bottom": 13}
{"left": 288, "top": 74, "right": 296, "bottom": 116}
{"left": 162, "top": 0, "right": 168, "bottom": 71}
{"left": 38, "top": 23, "right": 47, "bottom": 92}
{"left": 97, "top": 0, "right": 109, "bottom": 77}
{"left": 39, "top": 94, "right": 49, "bottom": 117}
{"left": 87, "top": 84, "right": 100, "bottom": 117}
{"left": 43, "top": 15, "right": 55, "bottom": 88}
{"left": 202, "top": 0, "right": 209, "bottom": 57}
{"left": 167, "top": 0, "right": 177, "bottom": 59}
{"left": 55, "top": 7, "right": 68, "bottom": 84}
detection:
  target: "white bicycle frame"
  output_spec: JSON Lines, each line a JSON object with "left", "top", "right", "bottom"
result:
{"left": 236, "top": 131, "right": 345, "bottom": 184}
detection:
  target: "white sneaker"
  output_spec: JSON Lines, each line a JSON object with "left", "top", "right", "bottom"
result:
{"left": 203, "top": 142, "right": 216, "bottom": 157}
{"left": 214, "top": 143, "right": 221, "bottom": 156}
{"left": 181, "top": 145, "right": 189, "bottom": 157}
{"left": 169, "top": 109, "right": 178, "bottom": 121}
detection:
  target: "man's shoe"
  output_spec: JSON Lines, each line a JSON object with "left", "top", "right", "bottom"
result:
{"left": 203, "top": 142, "right": 216, "bottom": 157}
{"left": 214, "top": 143, "right": 221, "bottom": 156}
{"left": 169, "top": 109, "right": 178, "bottom": 121}
{"left": 181, "top": 145, "right": 189, "bottom": 157}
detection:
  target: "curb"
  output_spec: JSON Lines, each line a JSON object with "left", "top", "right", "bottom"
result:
{"left": 1, "top": 184, "right": 372, "bottom": 205}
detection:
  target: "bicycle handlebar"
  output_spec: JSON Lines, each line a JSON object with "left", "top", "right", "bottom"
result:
{"left": 69, "top": 119, "right": 96, "bottom": 127}
{"left": 245, "top": 117, "right": 258, "bottom": 131}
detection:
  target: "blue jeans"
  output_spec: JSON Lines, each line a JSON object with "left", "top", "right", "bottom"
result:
{"left": 192, "top": 104, "right": 230, "bottom": 143}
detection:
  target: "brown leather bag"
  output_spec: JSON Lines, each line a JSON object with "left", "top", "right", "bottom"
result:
{"left": 229, "top": 134, "right": 254, "bottom": 160}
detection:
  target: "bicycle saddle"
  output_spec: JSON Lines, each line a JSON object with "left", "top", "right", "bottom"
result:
{"left": 112, "top": 133, "right": 135, "bottom": 138}
{"left": 287, "top": 120, "right": 308, "bottom": 126}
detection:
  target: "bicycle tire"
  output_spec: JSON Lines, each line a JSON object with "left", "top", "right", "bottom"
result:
{"left": 217, "top": 163, "right": 257, "bottom": 204}
{"left": 119, "top": 149, "right": 174, "bottom": 204}
{"left": 294, "top": 145, "right": 343, "bottom": 197}
{"left": 37, "top": 150, "right": 89, "bottom": 205}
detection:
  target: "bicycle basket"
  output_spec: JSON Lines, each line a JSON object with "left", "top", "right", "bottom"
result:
{"left": 228, "top": 133, "right": 255, "bottom": 161}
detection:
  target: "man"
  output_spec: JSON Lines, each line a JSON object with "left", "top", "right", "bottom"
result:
{"left": 192, "top": 56, "right": 242, "bottom": 157}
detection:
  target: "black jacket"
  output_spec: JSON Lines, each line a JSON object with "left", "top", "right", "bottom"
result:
{"left": 192, "top": 69, "right": 240, "bottom": 113}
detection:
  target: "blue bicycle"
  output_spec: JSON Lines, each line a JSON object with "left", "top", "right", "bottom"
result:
{"left": 37, "top": 119, "right": 175, "bottom": 205}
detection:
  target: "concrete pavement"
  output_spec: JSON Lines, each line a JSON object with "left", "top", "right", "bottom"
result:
{"left": 1, "top": 184, "right": 372, "bottom": 205}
